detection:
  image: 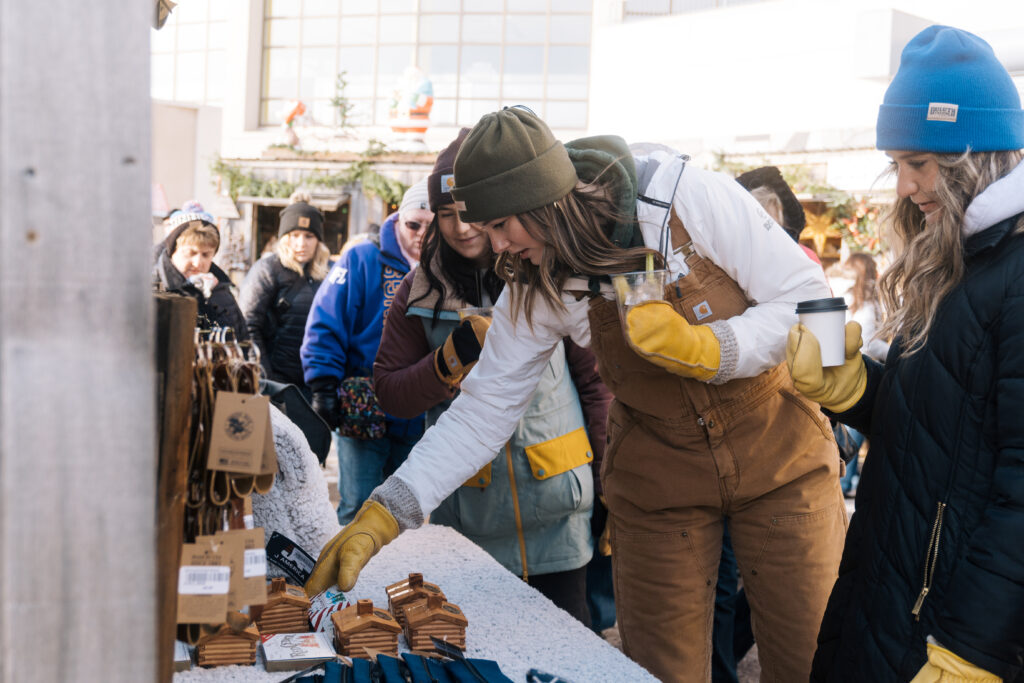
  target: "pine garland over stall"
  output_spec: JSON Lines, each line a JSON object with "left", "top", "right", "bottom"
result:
{"left": 210, "top": 139, "right": 408, "bottom": 206}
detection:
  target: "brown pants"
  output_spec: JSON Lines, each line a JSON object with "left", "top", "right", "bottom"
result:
{"left": 603, "top": 365, "right": 847, "bottom": 683}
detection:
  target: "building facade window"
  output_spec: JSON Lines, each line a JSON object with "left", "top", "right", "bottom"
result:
{"left": 150, "top": 0, "right": 228, "bottom": 105}
{"left": 260, "top": 1, "right": 592, "bottom": 129}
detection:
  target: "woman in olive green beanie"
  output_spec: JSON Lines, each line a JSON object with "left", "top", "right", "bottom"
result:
{"left": 308, "top": 107, "right": 844, "bottom": 683}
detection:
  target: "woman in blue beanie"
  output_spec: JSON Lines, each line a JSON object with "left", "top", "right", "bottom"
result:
{"left": 788, "top": 25, "right": 1024, "bottom": 682}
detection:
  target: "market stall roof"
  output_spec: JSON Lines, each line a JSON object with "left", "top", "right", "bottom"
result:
{"left": 235, "top": 194, "right": 349, "bottom": 211}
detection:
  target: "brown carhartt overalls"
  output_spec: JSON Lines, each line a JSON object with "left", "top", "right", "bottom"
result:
{"left": 587, "top": 214, "right": 846, "bottom": 683}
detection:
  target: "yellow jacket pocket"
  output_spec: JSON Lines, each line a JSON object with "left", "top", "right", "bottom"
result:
{"left": 462, "top": 462, "right": 492, "bottom": 488}
{"left": 524, "top": 427, "right": 594, "bottom": 480}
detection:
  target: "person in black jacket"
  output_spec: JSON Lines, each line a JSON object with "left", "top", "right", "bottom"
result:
{"left": 239, "top": 193, "right": 329, "bottom": 392}
{"left": 788, "top": 25, "right": 1024, "bottom": 682}
{"left": 153, "top": 212, "right": 248, "bottom": 340}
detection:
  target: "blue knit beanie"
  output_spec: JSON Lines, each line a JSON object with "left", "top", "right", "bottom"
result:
{"left": 877, "top": 25, "right": 1024, "bottom": 152}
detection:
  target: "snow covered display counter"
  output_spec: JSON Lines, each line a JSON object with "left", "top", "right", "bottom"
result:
{"left": 174, "top": 523, "right": 656, "bottom": 682}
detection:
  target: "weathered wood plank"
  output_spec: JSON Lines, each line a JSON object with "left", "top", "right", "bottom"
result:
{"left": 0, "top": 1, "right": 155, "bottom": 680}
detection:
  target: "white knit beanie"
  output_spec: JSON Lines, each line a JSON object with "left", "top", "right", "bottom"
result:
{"left": 398, "top": 177, "right": 430, "bottom": 217}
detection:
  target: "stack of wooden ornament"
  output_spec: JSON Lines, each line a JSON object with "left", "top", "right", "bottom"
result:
{"left": 402, "top": 593, "right": 468, "bottom": 652}
{"left": 254, "top": 578, "right": 311, "bottom": 634}
{"left": 385, "top": 573, "right": 445, "bottom": 630}
{"left": 331, "top": 599, "right": 402, "bottom": 659}
{"left": 195, "top": 622, "right": 261, "bottom": 667}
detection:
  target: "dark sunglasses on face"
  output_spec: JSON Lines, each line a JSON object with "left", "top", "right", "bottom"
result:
{"left": 404, "top": 220, "right": 428, "bottom": 232}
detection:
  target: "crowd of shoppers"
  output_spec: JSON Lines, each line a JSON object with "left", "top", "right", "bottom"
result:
{"left": 154, "top": 23, "right": 1022, "bottom": 683}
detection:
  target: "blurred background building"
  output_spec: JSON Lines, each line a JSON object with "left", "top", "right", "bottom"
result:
{"left": 150, "top": 0, "right": 1024, "bottom": 273}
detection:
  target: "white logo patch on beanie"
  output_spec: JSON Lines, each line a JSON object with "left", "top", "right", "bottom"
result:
{"left": 441, "top": 174, "right": 454, "bottom": 194}
{"left": 927, "top": 103, "right": 958, "bottom": 122}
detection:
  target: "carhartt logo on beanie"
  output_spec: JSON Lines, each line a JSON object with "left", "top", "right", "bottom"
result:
{"left": 877, "top": 25, "right": 1024, "bottom": 152}
{"left": 428, "top": 128, "right": 471, "bottom": 212}
{"left": 279, "top": 201, "right": 324, "bottom": 241}
{"left": 451, "top": 107, "right": 578, "bottom": 223}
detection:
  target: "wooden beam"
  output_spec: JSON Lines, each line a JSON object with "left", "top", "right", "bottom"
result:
{"left": 0, "top": 1, "right": 154, "bottom": 680}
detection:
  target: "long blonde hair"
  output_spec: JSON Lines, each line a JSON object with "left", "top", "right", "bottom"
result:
{"left": 276, "top": 234, "right": 330, "bottom": 281}
{"left": 498, "top": 176, "right": 661, "bottom": 326}
{"left": 878, "top": 150, "right": 1024, "bottom": 356}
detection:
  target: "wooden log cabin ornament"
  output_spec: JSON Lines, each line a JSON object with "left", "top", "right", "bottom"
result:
{"left": 331, "top": 599, "right": 402, "bottom": 659}
{"left": 195, "top": 622, "right": 261, "bottom": 667}
{"left": 402, "top": 593, "right": 468, "bottom": 653}
{"left": 253, "top": 577, "right": 311, "bottom": 634}
{"left": 385, "top": 572, "right": 445, "bottom": 629}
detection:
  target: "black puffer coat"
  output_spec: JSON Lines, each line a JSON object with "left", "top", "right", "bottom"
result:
{"left": 814, "top": 213, "right": 1024, "bottom": 681}
{"left": 237, "top": 253, "right": 321, "bottom": 388}
{"left": 153, "top": 250, "right": 248, "bottom": 341}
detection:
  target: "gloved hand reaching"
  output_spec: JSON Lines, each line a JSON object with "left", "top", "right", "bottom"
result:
{"left": 310, "top": 380, "right": 341, "bottom": 430}
{"left": 909, "top": 642, "right": 1000, "bottom": 682}
{"left": 625, "top": 301, "right": 720, "bottom": 381}
{"left": 434, "top": 315, "right": 491, "bottom": 387}
{"left": 786, "top": 321, "right": 867, "bottom": 413}
{"left": 304, "top": 499, "right": 400, "bottom": 596}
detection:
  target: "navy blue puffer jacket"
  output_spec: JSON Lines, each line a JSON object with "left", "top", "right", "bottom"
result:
{"left": 813, "top": 212, "right": 1024, "bottom": 681}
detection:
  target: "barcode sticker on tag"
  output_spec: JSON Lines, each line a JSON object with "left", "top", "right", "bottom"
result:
{"left": 244, "top": 549, "right": 267, "bottom": 578}
{"left": 178, "top": 565, "right": 230, "bottom": 595}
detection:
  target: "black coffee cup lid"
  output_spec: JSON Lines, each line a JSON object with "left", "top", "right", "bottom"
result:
{"left": 796, "top": 297, "right": 848, "bottom": 314}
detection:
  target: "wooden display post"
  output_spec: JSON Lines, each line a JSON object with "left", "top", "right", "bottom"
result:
{"left": 155, "top": 293, "right": 197, "bottom": 682}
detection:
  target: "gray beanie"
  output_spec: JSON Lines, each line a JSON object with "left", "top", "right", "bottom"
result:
{"left": 451, "top": 107, "right": 578, "bottom": 223}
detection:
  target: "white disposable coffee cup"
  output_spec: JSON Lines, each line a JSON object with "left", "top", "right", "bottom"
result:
{"left": 796, "top": 297, "right": 848, "bottom": 367}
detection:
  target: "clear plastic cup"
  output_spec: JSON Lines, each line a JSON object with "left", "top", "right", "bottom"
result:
{"left": 612, "top": 270, "right": 671, "bottom": 319}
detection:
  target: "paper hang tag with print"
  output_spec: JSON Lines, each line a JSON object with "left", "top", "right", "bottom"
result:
{"left": 213, "top": 528, "right": 268, "bottom": 610}
{"left": 207, "top": 392, "right": 269, "bottom": 475}
{"left": 259, "top": 413, "right": 278, "bottom": 476}
{"left": 177, "top": 539, "right": 230, "bottom": 624}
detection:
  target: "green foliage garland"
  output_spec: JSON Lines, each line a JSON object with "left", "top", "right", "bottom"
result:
{"left": 210, "top": 139, "right": 408, "bottom": 206}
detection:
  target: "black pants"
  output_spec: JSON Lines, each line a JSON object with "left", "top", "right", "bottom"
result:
{"left": 530, "top": 565, "right": 591, "bottom": 627}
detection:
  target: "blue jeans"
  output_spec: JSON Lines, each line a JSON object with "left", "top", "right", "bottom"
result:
{"left": 840, "top": 427, "right": 867, "bottom": 494}
{"left": 335, "top": 431, "right": 419, "bottom": 525}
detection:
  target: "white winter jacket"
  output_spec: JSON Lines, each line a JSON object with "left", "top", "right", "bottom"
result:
{"left": 388, "top": 151, "right": 831, "bottom": 519}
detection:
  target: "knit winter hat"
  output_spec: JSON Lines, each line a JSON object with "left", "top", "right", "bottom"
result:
{"left": 428, "top": 128, "right": 471, "bottom": 212}
{"left": 278, "top": 201, "right": 324, "bottom": 241}
{"left": 398, "top": 177, "right": 430, "bottom": 217}
{"left": 451, "top": 107, "right": 578, "bottom": 223}
{"left": 735, "top": 166, "right": 806, "bottom": 234}
{"left": 877, "top": 25, "right": 1024, "bottom": 152}
{"left": 163, "top": 212, "right": 219, "bottom": 255}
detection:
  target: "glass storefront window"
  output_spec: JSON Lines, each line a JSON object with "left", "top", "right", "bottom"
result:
{"left": 253, "top": 4, "right": 593, "bottom": 129}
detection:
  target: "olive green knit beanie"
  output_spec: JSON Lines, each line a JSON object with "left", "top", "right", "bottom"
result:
{"left": 451, "top": 107, "right": 579, "bottom": 223}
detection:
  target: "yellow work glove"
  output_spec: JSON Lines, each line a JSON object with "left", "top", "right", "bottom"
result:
{"left": 909, "top": 643, "right": 1001, "bottom": 682}
{"left": 624, "top": 301, "right": 720, "bottom": 381}
{"left": 433, "top": 315, "right": 491, "bottom": 388}
{"left": 304, "top": 499, "right": 400, "bottom": 596}
{"left": 786, "top": 321, "right": 867, "bottom": 413}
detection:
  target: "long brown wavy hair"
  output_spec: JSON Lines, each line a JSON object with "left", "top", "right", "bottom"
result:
{"left": 496, "top": 174, "right": 663, "bottom": 326}
{"left": 846, "top": 252, "right": 879, "bottom": 316}
{"left": 878, "top": 150, "right": 1024, "bottom": 356}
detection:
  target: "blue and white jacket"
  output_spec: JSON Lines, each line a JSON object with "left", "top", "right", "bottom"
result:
{"left": 301, "top": 213, "right": 424, "bottom": 438}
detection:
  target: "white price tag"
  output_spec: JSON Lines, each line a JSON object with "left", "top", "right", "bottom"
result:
{"left": 243, "top": 514, "right": 254, "bottom": 530}
{"left": 178, "top": 565, "right": 231, "bottom": 595}
{"left": 243, "top": 548, "right": 267, "bottom": 578}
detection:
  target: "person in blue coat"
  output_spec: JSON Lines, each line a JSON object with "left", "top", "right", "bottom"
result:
{"left": 302, "top": 178, "right": 432, "bottom": 524}
{"left": 788, "top": 25, "right": 1024, "bottom": 682}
